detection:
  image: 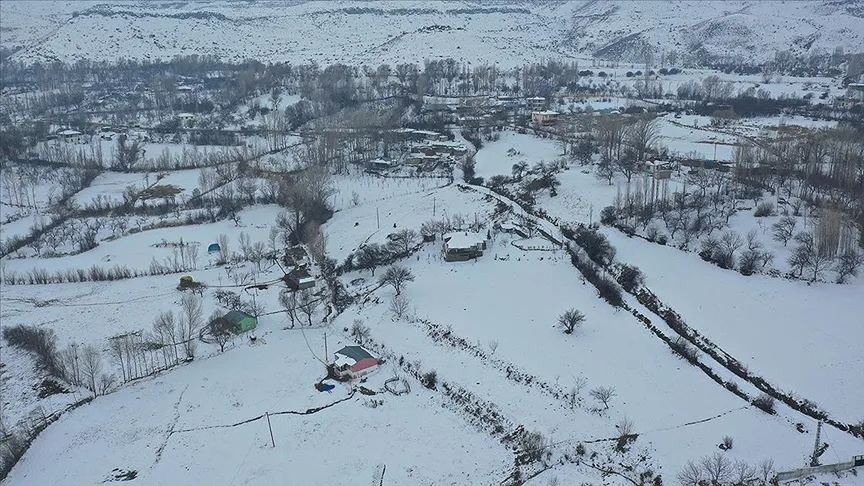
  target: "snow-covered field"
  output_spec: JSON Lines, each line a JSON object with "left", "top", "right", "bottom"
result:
{"left": 3, "top": 328, "right": 510, "bottom": 485}
{"left": 3, "top": 1, "right": 863, "bottom": 67}
{"left": 474, "top": 131, "right": 561, "bottom": 180}
{"left": 2, "top": 151, "right": 863, "bottom": 483}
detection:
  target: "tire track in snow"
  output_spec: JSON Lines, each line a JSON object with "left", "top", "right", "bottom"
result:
{"left": 152, "top": 384, "right": 188, "bottom": 467}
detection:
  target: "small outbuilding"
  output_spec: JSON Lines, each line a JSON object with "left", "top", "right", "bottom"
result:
{"left": 220, "top": 310, "right": 258, "bottom": 334}
{"left": 331, "top": 346, "right": 380, "bottom": 380}
{"left": 207, "top": 242, "right": 221, "bottom": 253}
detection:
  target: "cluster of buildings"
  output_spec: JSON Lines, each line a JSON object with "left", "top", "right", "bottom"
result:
{"left": 422, "top": 95, "right": 562, "bottom": 128}
{"left": 834, "top": 83, "right": 864, "bottom": 109}
{"left": 366, "top": 129, "right": 469, "bottom": 172}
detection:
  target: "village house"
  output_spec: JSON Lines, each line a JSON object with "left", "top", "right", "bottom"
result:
{"left": 367, "top": 158, "right": 399, "bottom": 171}
{"left": 526, "top": 96, "right": 547, "bottom": 111}
{"left": 414, "top": 140, "right": 468, "bottom": 159}
{"left": 177, "top": 113, "right": 196, "bottom": 127}
{"left": 57, "top": 129, "right": 84, "bottom": 143}
{"left": 282, "top": 246, "right": 309, "bottom": 267}
{"left": 645, "top": 160, "right": 674, "bottom": 180}
{"left": 495, "top": 95, "right": 520, "bottom": 109}
{"left": 331, "top": 345, "right": 381, "bottom": 380}
{"left": 846, "top": 83, "right": 864, "bottom": 102}
{"left": 403, "top": 152, "right": 439, "bottom": 167}
{"left": 394, "top": 128, "right": 448, "bottom": 142}
{"left": 443, "top": 231, "right": 488, "bottom": 262}
{"left": 531, "top": 110, "right": 560, "bottom": 126}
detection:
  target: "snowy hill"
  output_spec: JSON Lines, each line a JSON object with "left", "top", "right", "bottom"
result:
{"left": 2, "top": 0, "right": 863, "bottom": 67}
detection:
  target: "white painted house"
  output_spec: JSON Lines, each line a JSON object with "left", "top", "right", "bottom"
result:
{"left": 57, "top": 129, "right": 83, "bottom": 143}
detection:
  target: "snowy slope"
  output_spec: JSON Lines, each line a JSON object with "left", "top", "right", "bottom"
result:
{"left": 2, "top": 1, "right": 863, "bottom": 67}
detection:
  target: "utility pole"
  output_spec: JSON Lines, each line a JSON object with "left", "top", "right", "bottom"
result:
{"left": 376, "top": 207, "right": 380, "bottom": 229}
{"left": 324, "top": 331, "right": 328, "bottom": 362}
{"left": 266, "top": 412, "right": 275, "bottom": 447}
{"left": 433, "top": 198, "right": 436, "bottom": 217}
{"left": 810, "top": 421, "right": 822, "bottom": 467}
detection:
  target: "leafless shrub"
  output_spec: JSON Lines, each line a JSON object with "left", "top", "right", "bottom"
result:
{"left": 752, "top": 393, "right": 776, "bottom": 414}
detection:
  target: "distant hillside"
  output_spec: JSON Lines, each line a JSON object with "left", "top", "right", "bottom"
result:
{"left": 1, "top": 0, "right": 862, "bottom": 67}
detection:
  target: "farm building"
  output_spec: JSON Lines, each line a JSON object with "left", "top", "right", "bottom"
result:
{"left": 367, "top": 158, "right": 398, "bottom": 170}
{"left": 497, "top": 221, "right": 529, "bottom": 238}
{"left": 283, "top": 246, "right": 309, "bottom": 268}
{"left": 403, "top": 152, "right": 439, "bottom": 166}
{"left": 219, "top": 310, "right": 258, "bottom": 334}
{"left": 331, "top": 346, "right": 380, "bottom": 380}
{"left": 286, "top": 267, "right": 315, "bottom": 290}
{"left": 443, "top": 231, "right": 487, "bottom": 262}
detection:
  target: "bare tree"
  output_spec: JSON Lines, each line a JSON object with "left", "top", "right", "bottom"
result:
{"left": 626, "top": 117, "right": 661, "bottom": 164}
{"left": 835, "top": 248, "right": 864, "bottom": 284}
{"left": 98, "top": 373, "right": 116, "bottom": 395}
{"left": 296, "top": 289, "right": 319, "bottom": 327}
{"left": 745, "top": 228, "right": 762, "bottom": 251}
{"left": 153, "top": 310, "right": 179, "bottom": 364}
{"left": 304, "top": 222, "right": 327, "bottom": 265}
{"left": 207, "top": 311, "right": 233, "bottom": 352}
{"left": 677, "top": 460, "right": 705, "bottom": 486}
{"left": 771, "top": 216, "right": 796, "bottom": 246}
{"left": 596, "top": 154, "right": 616, "bottom": 185}
{"left": 791, "top": 231, "right": 834, "bottom": 282}
{"left": 108, "top": 336, "right": 127, "bottom": 382}
{"left": 558, "top": 308, "right": 586, "bottom": 335}
{"left": 718, "top": 230, "right": 744, "bottom": 269}
{"left": 615, "top": 149, "right": 640, "bottom": 183}
{"left": 389, "top": 294, "right": 411, "bottom": 320}
{"left": 387, "top": 229, "right": 420, "bottom": 256}
{"left": 80, "top": 345, "right": 103, "bottom": 398}
{"left": 488, "top": 339, "right": 499, "bottom": 355}
{"left": 700, "top": 453, "right": 733, "bottom": 485}
{"left": 379, "top": 265, "right": 415, "bottom": 296}
{"left": 279, "top": 289, "right": 299, "bottom": 328}
{"left": 217, "top": 233, "right": 230, "bottom": 264}
{"left": 590, "top": 386, "right": 616, "bottom": 409}
{"left": 238, "top": 231, "right": 252, "bottom": 261}
{"left": 179, "top": 293, "right": 203, "bottom": 358}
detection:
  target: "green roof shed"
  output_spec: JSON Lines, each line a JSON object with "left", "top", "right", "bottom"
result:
{"left": 223, "top": 310, "right": 257, "bottom": 334}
